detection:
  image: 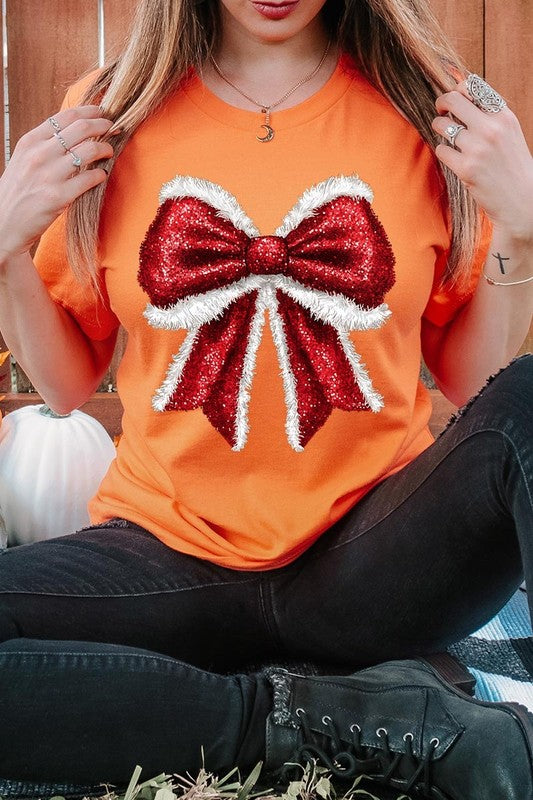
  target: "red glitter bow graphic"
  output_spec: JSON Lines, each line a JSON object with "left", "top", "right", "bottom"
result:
{"left": 138, "top": 175, "right": 396, "bottom": 451}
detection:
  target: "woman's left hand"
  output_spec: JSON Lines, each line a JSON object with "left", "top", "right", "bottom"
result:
{"left": 432, "top": 79, "right": 533, "bottom": 241}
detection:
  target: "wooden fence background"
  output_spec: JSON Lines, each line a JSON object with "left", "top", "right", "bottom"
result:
{"left": 1, "top": 0, "right": 532, "bottom": 400}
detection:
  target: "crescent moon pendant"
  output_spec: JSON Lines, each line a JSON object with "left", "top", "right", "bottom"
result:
{"left": 256, "top": 124, "right": 274, "bottom": 143}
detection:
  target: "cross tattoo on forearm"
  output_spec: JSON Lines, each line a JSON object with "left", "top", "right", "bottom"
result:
{"left": 492, "top": 252, "right": 510, "bottom": 274}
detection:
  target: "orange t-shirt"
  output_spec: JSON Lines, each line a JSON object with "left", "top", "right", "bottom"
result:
{"left": 34, "top": 55, "right": 490, "bottom": 569}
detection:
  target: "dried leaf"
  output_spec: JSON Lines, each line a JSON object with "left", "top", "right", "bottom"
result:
{"left": 285, "top": 781, "right": 303, "bottom": 799}
{"left": 0, "top": 351, "right": 10, "bottom": 367}
{"left": 314, "top": 777, "right": 331, "bottom": 800}
{"left": 116, "top": 761, "right": 410, "bottom": 800}
{"left": 154, "top": 788, "right": 178, "bottom": 800}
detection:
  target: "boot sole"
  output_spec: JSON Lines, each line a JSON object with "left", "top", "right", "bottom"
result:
{"left": 419, "top": 652, "right": 476, "bottom": 696}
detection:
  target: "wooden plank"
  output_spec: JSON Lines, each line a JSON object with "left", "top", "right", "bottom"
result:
{"left": 430, "top": 0, "right": 484, "bottom": 75}
{"left": 485, "top": 0, "right": 533, "bottom": 151}
{"left": 0, "top": 0, "right": 4, "bottom": 170}
{"left": 0, "top": 351, "right": 11, "bottom": 398}
{"left": 6, "top": 0, "right": 99, "bottom": 151}
{"left": 6, "top": 0, "right": 99, "bottom": 390}
{"left": 2, "top": 393, "right": 124, "bottom": 438}
{"left": 102, "top": 0, "right": 136, "bottom": 61}
{"left": 485, "top": 0, "right": 533, "bottom": 353}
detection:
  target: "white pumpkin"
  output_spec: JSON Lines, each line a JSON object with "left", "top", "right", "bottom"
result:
{"left": 0, "top": 404, "right": 116, "bottom": 546}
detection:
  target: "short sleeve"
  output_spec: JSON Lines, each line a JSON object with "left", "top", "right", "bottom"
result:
{"left": 422, "top": 213, "right": 493, "bottom": 328}
{"left": 33, "top": 69, "right": 119, "bottom": 342}
{"left": 33, "top": 213, "right": 119, "bottom": 341}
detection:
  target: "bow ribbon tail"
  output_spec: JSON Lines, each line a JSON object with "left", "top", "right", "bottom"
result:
{"left": 272, "top": 291, "right": 384, "bottom": 451}
{"left": 152, "top": 292, "right": 259, "bottom": 449}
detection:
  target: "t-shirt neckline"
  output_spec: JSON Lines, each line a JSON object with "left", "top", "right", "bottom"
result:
{"left": 183, "top": 54, "right": 355, "bottom": 132}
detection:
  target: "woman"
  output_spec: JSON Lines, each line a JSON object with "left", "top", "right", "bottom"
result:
{"left": 0, "top": 0, "right": 532, "bottom": 796}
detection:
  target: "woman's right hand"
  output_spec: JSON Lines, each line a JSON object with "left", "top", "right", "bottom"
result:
{"left": 0, "top": 105, "right": 117, "bottom": 262}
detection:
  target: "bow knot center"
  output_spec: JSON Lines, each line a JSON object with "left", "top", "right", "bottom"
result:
{"left": 245, "top": 236, "right": 288, "bottom": 275}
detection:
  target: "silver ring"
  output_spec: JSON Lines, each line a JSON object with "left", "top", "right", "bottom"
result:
{"left": 445, "top": 123, "right": 466, "bottom": 148}
{"left": 466, "top": 74, "right": 507, "bottom": 113}
{"left": 69, "top": 149, "right": 82, "bottom": 169}
{"left": 47, "top": 116, "right": 62, "bottom": 133}
{"left": 53, "top": 131, "right": 70, "bottom": 153}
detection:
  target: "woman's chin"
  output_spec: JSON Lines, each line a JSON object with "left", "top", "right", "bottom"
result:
{"left": 217, "top": 0, "right": 329, "bottom": 44}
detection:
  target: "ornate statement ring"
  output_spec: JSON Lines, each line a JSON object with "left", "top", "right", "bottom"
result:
{"left": 445, "top": 123, "right": 467, "bottom": 148}
{"left": 466, "top": 74, "right": 507, "bottom": 113}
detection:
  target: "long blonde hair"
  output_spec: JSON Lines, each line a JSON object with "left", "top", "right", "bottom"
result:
{"left": 67, "top": 0, "right": 479, "bottom": 289}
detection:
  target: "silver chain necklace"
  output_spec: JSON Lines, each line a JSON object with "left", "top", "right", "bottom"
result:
{"left": 210, "top": 40, "right": 332, "bottom": 143}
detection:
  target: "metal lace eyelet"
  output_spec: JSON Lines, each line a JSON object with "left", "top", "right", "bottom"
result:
{"left": 350, "top": 723, "right": 362, "bottom": 733}
{"left": 295, "top": 707, "right": 306, "bottom": 718}
{"left": 430, "top": 737, "right": 440, "bottom": 748}
{"left": 403, "top": 732, "right": 414, "bottom": 743}
{"left": 322, "top": 715, "right": 332, "bottom": 726}
{"left": 376, "top": 727, "right": 388, "bottom": 738}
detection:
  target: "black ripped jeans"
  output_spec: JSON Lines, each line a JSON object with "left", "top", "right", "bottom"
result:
{"left": 0, "top": 356, "right": 531, "bottom": 785}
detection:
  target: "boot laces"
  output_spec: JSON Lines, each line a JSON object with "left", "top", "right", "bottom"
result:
{"left": 281, "top": 707, "right": 448, "bottom": 799}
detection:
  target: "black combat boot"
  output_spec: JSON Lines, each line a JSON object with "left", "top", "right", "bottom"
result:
{"left": 264, "top": 659, "right": 533, "bottom": 799}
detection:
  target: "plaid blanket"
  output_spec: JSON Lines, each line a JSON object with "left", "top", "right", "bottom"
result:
{"left": 449, "top": 587, "right": 533, "bottom": 709}
{"left": 2, "top": 589, "right": 533, "bottom": 798}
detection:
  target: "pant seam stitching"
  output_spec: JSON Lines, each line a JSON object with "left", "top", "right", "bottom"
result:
{"left": 0, "top": 578, "right": 259, "bottom": 599}
{"left": 503, "top": 429, "right": 533, "bottom": 514}
{"left": 318, "top": 427, "right": 517, "bottom": 556}
{"left": 0, "top": 649, "right": 234, "bottom": 678}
